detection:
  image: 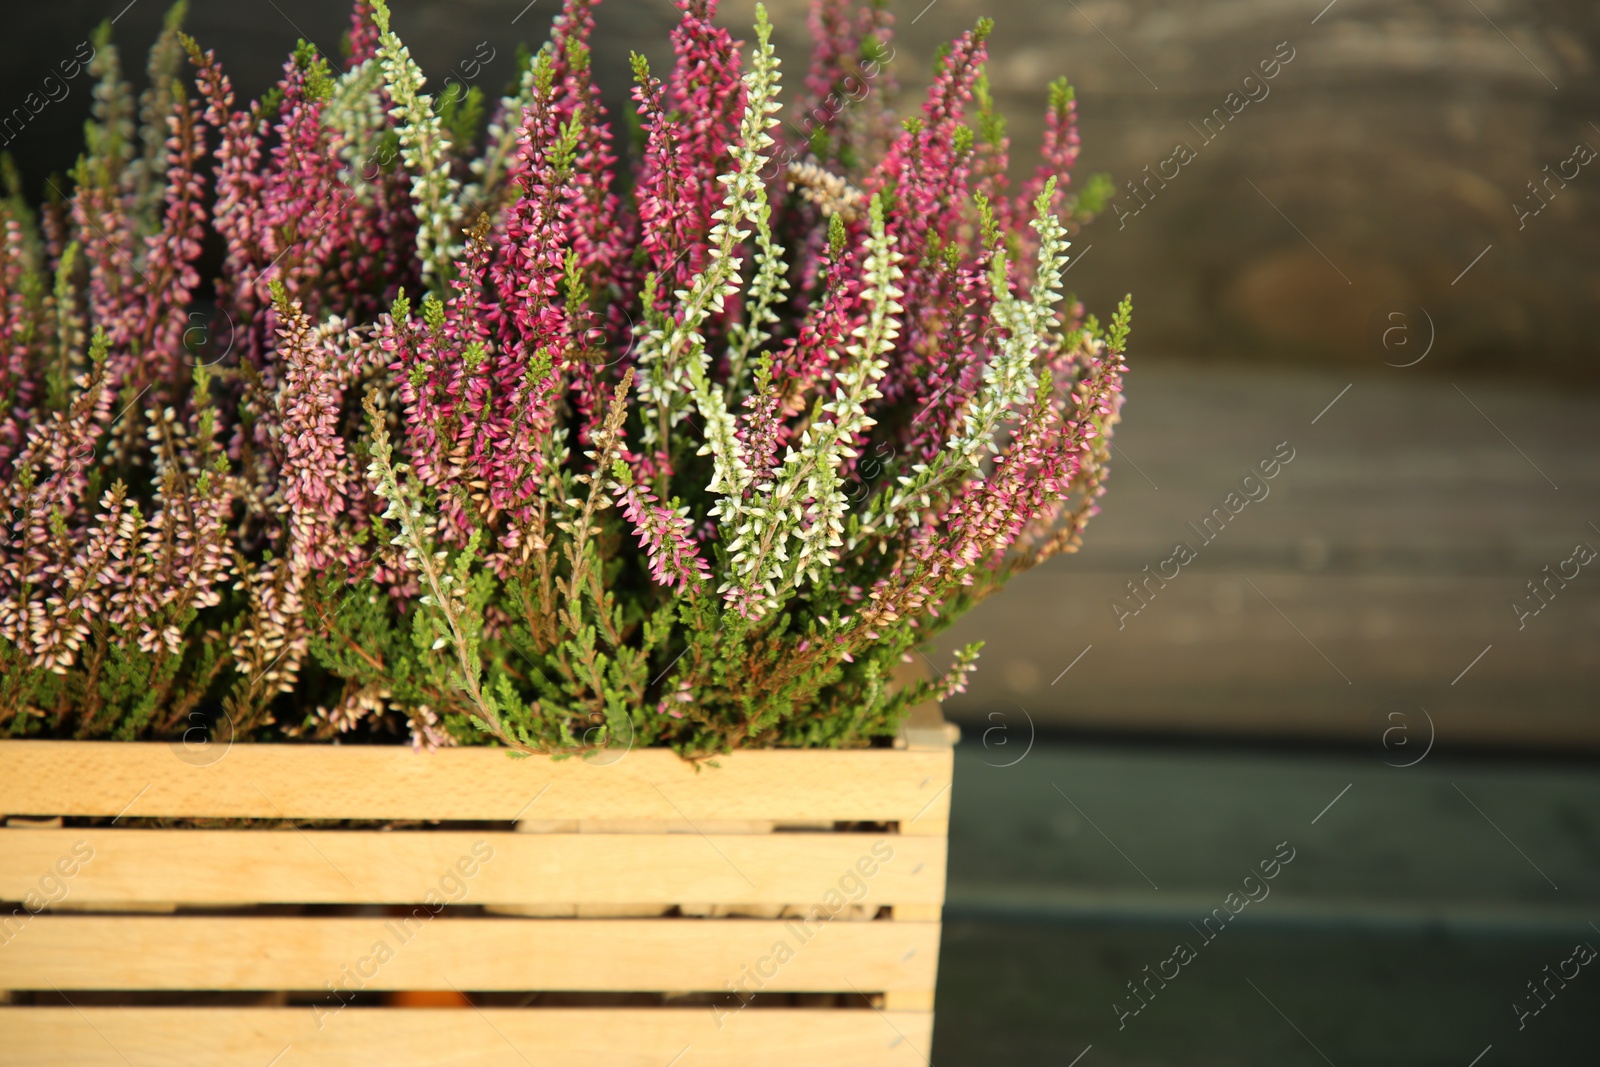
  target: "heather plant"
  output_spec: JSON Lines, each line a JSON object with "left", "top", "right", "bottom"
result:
{"left": 0, "top": 0, "right": 1128, "bottom": 756}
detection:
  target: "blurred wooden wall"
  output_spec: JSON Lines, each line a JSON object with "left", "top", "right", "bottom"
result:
{"left": 931, "top": 359, "right": 1600, "bottom": 751}
{"left": 10, "top": 1, "right": 1599, "bottom": 380}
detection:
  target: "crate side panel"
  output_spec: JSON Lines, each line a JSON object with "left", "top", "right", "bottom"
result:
{"left": 0, "top": 743, "right": 953, "bottom": 825}
{"left": 0, "top": 1008, "right": 936, "bottom": 1067}
{"left": 0, "top": 917, "right": 941, "bottom": 993}
{"left": 0, "top": 829, "right": 946, "bottom": 906}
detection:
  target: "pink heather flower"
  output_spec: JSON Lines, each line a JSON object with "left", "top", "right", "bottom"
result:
{"left": 70, "top": 181, "right": 137, "bottom": 380}
{"left": 802, "top": 0, "right": 860, "bottom": 116}
{"left": 0, "top": 355, "right": 115, "bottom": 669}
{"left": 493, "top": 61, "right": 569, "bottom": 360}
{"left": 187, "top": 40, "right": 271, "bottom": 358}
{"left": 968, "top": 82, "right": 1016, "bottom": 242}
{"left": 272, "top": 292, "right": 356, "bottom": 573}
{"left": 866, "top": 27, "right": 988, "bottom": 409}
{"left": 797, "top": 0, "right": 897, "bottom": 165}
{"left": 941, "top": 390, "right": 1076, "bottom": 572}
{"left": 1022, "top": 78, "right": 1082, "bottom": 224}
{"left": 735, "top": 373, "right": 783, "bottom": 487}
{"left": 127, "top": 88, "right": 207, "bottom": 397}
{"left": 120, "top": 465, "right": 238, "bottom": 656}
{"left": 612, "top": 473, "right": 710, "bottom": 592}
{"left": 0, "top": 217, "right": 37, "bottom": 471}
{"left": 409, "top": 705, "right": 455, "bottom": 751}
{"left": 773, "top": 243, "right": 863, "bottom": 419}
{"left": 542, "top": 3, "right": 631, "bottom": 431}
{"left": 260, "top": 56, "right": 345, "bottom": 309}
{"left": 899, "top": 259, "right": 992, "bottom": 466}
{"left": 231, "top": 556, "right": 311, "bottom": 696}
{"left": 928, "top": 645, "right": 981, "bottom": 702}
{"left": 653, "top": 679, "right": 693, "bottom": 719}
{"left": 20, "top": 483, "right": 138, "bottom": 673}
{"left": 630, "top": 50, "right": 699, "bottom": 298}
{"left": 663, "top": 0, "right": 746, "bottom": 286}
{"left": 548, "top": 1, "right": 629, "bottom": 284}
{"left": 347, "top": 1, "right": 381, "bottom": 64}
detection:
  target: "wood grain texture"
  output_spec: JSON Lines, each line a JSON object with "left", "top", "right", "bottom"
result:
{"left": 0, "top": 829, "right": 946, "bottom": 906}
{"left": 0, "top": 916, "right": 941, "bottom": 993}
{"left": 0, "top": 743, "right": 954, "bottom": 823}
{"left": 0, "top": 1007, "right": 935, "bottom": 1066}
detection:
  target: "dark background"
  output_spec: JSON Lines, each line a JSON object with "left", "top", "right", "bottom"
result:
{"left": 5, "top": 2, "right": 1597, "bottom": 1064}
{"left": 11, "top": 0, "right": 1600, "bottom": 382}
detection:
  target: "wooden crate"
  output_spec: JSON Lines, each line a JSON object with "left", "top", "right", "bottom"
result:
{"left": 0, "top": 708, "right": 954, "bottom": 1066}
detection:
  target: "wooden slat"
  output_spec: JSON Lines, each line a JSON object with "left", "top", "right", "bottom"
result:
{"left": 0, "top": 742, "right": 953, "bottom": 824}
{"left": 883, "top": 990, "right": 937, "bottom": 1012}
{"left": 0, "top": 1007, "right": 935, "bottom": 1066}
{"left": 0, "top": 917, "right": 941, "bottom": 993}
{"left": 0, "top": 829, "right": 945, "bottom": 906}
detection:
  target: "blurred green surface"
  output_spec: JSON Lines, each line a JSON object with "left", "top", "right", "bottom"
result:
{"left": 932, "top": 744, "right": 1600, "bottom": 1065}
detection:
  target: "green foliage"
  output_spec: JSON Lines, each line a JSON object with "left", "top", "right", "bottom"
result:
{"left": 1074, "top": 172, "right": 1116, "bottom": 220}
{"left": 439, "top": 84, "right": 485, "bottom": 150}
{"left": 1109, "top": 294, "right": 1134, "bottom": 354}
{"left": 292, "top": 40, "right": 335, "bottom": 103}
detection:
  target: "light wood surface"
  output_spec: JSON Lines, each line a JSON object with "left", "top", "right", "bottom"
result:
{"left": 0, "top": 916, "right": 941, "bottom": 993}
{"left": 0, "top": 742, "right": 954, "bottom": 824}
{"left": 883, "top": 990, "right": 937, "bottom": 1012}
{"left": 0, "top": 1007, "right": 935, "bottom": 1066}
{"left": 0, "top": 828, "right": 946, "bottom": 906}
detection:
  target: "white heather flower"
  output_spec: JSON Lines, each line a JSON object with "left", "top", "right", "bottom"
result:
{"left": 323, "top": 58, "right": 387, "bottom": 204}
{"left": 846, "top": 183, "right": 1074, "bottom": 554}
{"left": 949, "top": 180, "right": 1070, "bottom": 470}
{"left": 373, "top": 0, "right": 463, "bottom": 283}
{"left": 720, "top": 194, "right": 902, "bottom": 616}
{"left": 635, "top": 4, "right": 784, "bottom": 452}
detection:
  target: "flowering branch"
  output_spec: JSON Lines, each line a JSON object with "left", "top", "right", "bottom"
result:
{"left": 372, "top": 0, "right": 463, "bottom": 284}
